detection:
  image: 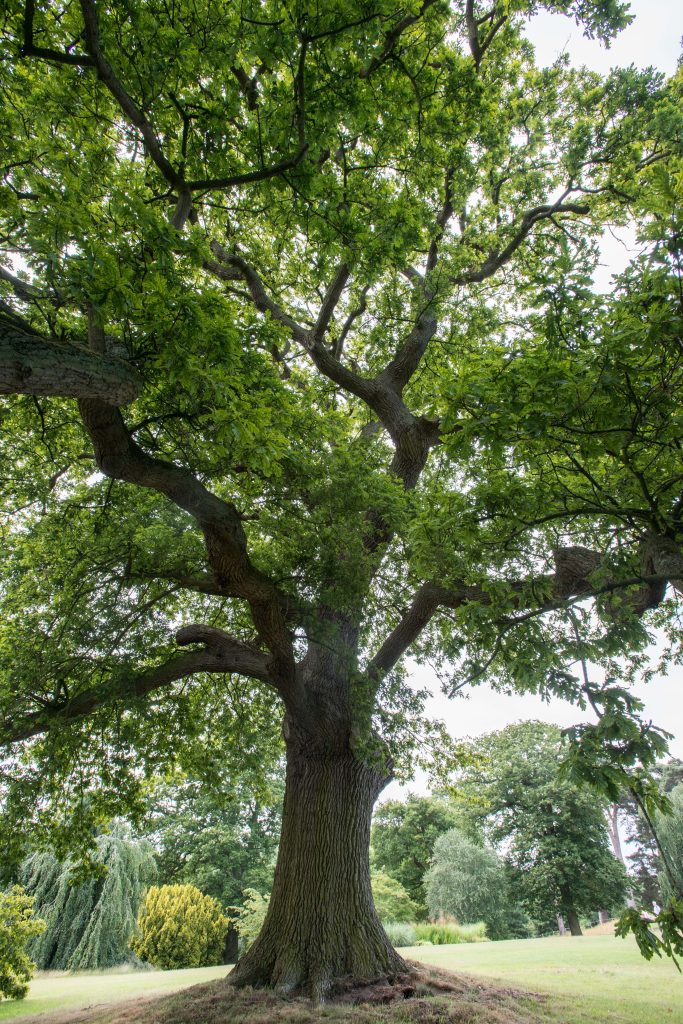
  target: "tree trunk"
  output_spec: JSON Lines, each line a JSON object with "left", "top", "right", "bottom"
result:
{"left": 566, "top": 908, "right": 583, "bottom": 936}
{"left": 607, "top": 804, "right": 626, "bottom": 865}
{"left": 229, "top": 732, "right": 408, "bottom": 999}
{"left": 223, "top": 925, "right": 239, "bottom": 964}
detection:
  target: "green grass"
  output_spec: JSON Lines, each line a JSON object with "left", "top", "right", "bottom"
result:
{"left": 407, "top": 933, "right": 683, "bottom": 1024}
{"left": 0, "top": 965, "right": 228, "bottom": 1021}
{"left": 0, "top": 935, "right": 681, "bottom": 1024}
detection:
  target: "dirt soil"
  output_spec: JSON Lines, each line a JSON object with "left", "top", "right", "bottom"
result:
{"left": 13, "top": 965, "right": 554, "bottom": 1024}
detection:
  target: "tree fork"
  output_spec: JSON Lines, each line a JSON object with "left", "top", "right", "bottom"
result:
{"left": 229, "top": 725, "right": 408, "bottom": 1000}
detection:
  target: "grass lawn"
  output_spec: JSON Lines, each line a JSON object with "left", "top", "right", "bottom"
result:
{"left": 409, "top": 934, "right": 683, "bottom": 1024}
{"left": 0, "top": 966, "right": 228, "bottom": 1022}
{"left": 0, "top": 935, "right": 680, "bottom": 1023}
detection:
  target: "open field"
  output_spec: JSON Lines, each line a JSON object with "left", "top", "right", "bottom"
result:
{"left": 1, "top": 934, "right": 681, "bottom": 1024}
{"left": 410, "top": 934, "right": 683, "bottom": 1024}
{"left": 0, "top": 967, "right": 228, "bottom": 1022}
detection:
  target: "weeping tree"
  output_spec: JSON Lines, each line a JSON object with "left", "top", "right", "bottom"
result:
{"left": 1, "top": 0, "right": 683, "bottom": 999}
{"left": 425, "top": 830, "right": 510, "bottom": 939}
{"left": 21, "top": 831, "right": 156, "bottom": 970}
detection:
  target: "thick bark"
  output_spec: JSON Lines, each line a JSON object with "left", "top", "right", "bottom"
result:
{"left": 0, "top": 318, "right": 141, "bottom": 404}
{"left": 566, "top": 908, "right": 583, "bottom": 936}
{"left": 230, "top": 729, "right": 407, "bottom": 1000}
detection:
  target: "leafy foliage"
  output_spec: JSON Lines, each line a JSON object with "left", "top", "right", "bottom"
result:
{"left": 0, "top": 886, "right": 45, "bottom": 1001}
{"left": 0, "top": 4, "right": 678, "bottom": 850}
{"left": 138, "top": 773, "right": 281, "bottom": 912}
{"left": 616, "top": 900, "right": 683, "bottom": 970}
{"left": 0, "top": 0, "right": 681, "bottom": 984}
{"left": 656, "top": 784, "right": 683, "bottom": 905}
{"left": 615, "top": 760, "right": 683, "bottom": 907}
{"left": 372, "top": 797, "right": 461, "bottom": 919}
{"left": 425, "top": 830, "right": 509, "bottom": 939}
{"left": 131, "top": 884, "right": 227, "bottom": 970}
{"left": 230, "top": 889, "right": 270, "bottom": 950}
{"left": 21, "top": 830, "right": 156, "bottom": 970}
{"left": 454, "top": 723, "right": 628, "bottom": 933}
{"left": 371, "top": 869, "right": 418, "bottom": 923}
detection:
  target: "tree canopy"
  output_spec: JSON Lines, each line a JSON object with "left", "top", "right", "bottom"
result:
{"left": 139, "top": 773, "right": 282, "bottom": 912}
{"left": 372, "top": 796, "right": 461, "bottom": 919}
{"left": 453, "top": 722, "right": 628, "bottom": 934}
{"left": 0, "top": 0, "right": 682, "bottom": 994}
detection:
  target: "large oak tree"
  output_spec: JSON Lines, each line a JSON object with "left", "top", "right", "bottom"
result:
{"left": 1, "top": 0, "right": 682, "bottom": 998}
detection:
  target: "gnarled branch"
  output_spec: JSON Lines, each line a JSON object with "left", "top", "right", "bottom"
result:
{"left": 453, "top": 199, "right": 590, "bottom": 286}
{"left": 1, "top": 625, "right": 271, "bottom": 745}
{"left": 368, "top": 542, "right": 679, "bottom": 678}
{"left": 77, "top": 398, "right": 297, "bottom": 692}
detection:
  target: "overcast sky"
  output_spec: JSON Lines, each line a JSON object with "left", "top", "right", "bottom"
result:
{"left": 390, "top": 1, "right": 683, "bottom": 797}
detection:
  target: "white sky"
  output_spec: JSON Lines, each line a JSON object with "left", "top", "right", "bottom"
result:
{"left": 390, "top": 1, "right": 683, "bottom": 797}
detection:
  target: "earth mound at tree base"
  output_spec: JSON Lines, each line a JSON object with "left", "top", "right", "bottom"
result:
{"left": 17, "top": 965, "right": 553, "bottom": 1024}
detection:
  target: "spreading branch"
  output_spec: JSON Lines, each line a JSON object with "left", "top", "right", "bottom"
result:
{"left": 313, "top": 264, "right": 350, "bottom": 341}
{"left": 206, "top": 246, "right": 438, "bottom": 489}
{"left": 0, "top": 264, "right": 43, "bottom": 302}
{"left": 21, "top": 1, "right": 309, "bottom": 217}
{"left": 77, "top": 398, "right": 297, "bottom": 692}
{"left": 360, "top": 0, "right": 439, "bottom": 79}
{"left": 453, "top": 199, "right": 591, "bottom": 286}
{"left": 0, "top": 625, "right": 271, "bottom": 745}
{"left": 78, "top": 0, "right": 183, "bottom": 191}
{"left": 20, "top": 0, "right": 94, "bottom": 67}
{"left": 368, "top": 541, "right": 681, "bottom": 677}
{"left": 465, "top": 0, "right": 508, "bottom": 69}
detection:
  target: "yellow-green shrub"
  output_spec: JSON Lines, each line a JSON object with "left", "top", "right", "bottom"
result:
{"left": 0, "top": 886, "right": 46, "bottom": 1001}
{"left": 130, "top": 884, "right": 227, "bottom": 970}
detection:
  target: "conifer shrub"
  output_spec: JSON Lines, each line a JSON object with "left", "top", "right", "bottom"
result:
{"left": 131, "top": 884, "right": 228, "bottom": 970}
{"left": 0, "top": 886, "right": 45, "bottom": 1001}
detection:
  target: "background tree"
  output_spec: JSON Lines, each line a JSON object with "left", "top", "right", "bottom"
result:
{"left": 0, "top": 887, "right": 45, "bottom": 1002}
{"left": 655, "top": 784, "right": 683, "bottom": 906}
{"left": 21, "top": 829, "right": 156, "bottom": 970}
{"left": 425, "top": 829, "right": 509, "bottom": 939}
{"left": 371, "top": 796, "right": 461, "bottom": 920}
{"left": 456, "top": 723, "right": 628, "bottom": 935}
{"left": 617, "top": 760, "right": 683, "bottom": 907}
{"left": 139, "top": 773, "right": 282, "bottom": 912}
{"left": 0, "top": 0, "right": 681, "bottom": 997}
{"left": 370, "top": 869, "right": 418, "bottom": 924}
{"left": 231, "top": 889, "right": 271, "bottom": 951}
